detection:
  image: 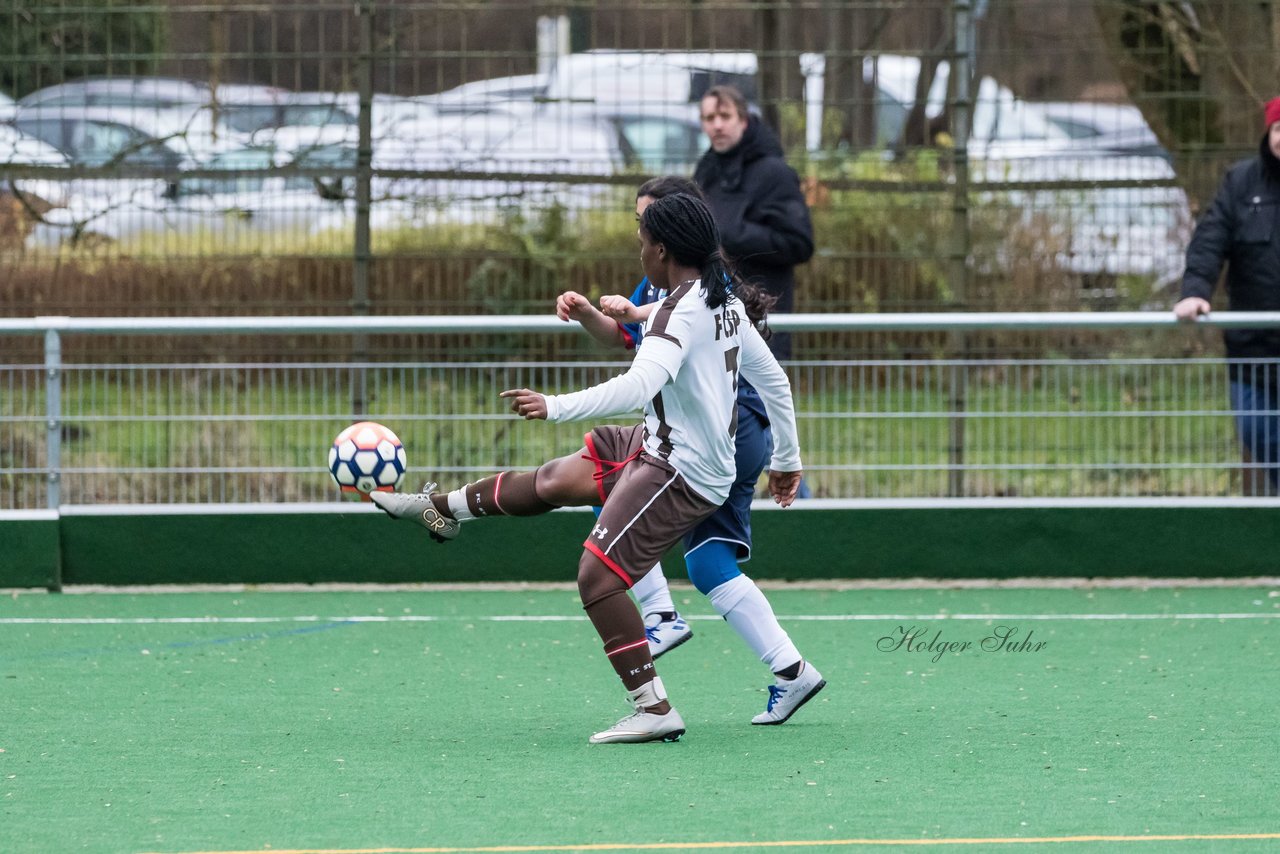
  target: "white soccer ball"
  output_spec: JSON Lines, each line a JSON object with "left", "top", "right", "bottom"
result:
{"left": 328, "top": 421, "right": 407, "bottom": 498}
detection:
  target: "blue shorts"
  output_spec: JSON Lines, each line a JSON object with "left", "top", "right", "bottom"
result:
{"left": 682, "top": 403, "right": 771, "bottom": 562}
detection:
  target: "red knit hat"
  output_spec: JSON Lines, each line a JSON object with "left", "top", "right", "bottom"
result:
{"left": 1265, "top": 97, "right": 1280, "bottom": 128}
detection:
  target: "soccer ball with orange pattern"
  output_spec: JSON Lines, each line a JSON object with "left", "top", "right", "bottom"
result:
{"left": 328, "top": 421, "right": 407, "bottom": 498}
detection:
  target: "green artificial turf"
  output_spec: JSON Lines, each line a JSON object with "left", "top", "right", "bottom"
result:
{"left": 1, "top": 584, "right": 1277, "bottom": 854}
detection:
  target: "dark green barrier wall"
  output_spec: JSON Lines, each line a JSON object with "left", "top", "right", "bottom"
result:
{"left": 0, "top": 511, "right": 61, "bottom": 589}
{"left": 58, "top": 508, "right": 596, "bottom": 586}
{"left": 5, "top": 503, "right": 1269, "bottom": 588}
{"left": 748, "top": 506, "right": 1275, "bottom": 578}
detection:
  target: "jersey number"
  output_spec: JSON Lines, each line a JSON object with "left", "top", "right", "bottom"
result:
{"left": 724, "top": 346, "right": 739, "bottom": 439}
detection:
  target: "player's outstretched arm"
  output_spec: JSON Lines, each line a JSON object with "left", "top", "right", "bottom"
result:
{"left": 528, "top": 357, "right": 673, "bottom": 424}
{"left": 555, "top": 290, "right": 630, "bottom": 349}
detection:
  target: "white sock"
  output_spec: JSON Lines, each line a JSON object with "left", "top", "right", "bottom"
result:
{"left": 446, "top": 488, "right": 474, "bottom": 521}
{"left": 627, "top": 676, "right": 668, "bottom": 710}
{"left": 631, "top": 564, "right": 675, "bottom": 616}
{"left": 708, "top": 574, "right": 802, "bottom": 674}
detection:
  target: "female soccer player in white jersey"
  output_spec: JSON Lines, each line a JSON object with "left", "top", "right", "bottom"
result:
{"left": 556, "top": 175, "right": 824, "bottom": 726}
{"left": 371, "top": 192, "right": 805, "bottom": 744}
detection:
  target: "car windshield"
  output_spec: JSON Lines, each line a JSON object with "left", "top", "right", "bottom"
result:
{"left": 615, "top": 116, "right": 701, "bottom": 170}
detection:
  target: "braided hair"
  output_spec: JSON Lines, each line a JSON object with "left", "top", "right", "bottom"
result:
{"left": 639, "top": 192, "right": 775, "bottom": 336}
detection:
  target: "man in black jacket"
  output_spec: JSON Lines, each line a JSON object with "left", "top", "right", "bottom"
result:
{"left": 694, "top": 85, "right": 814, "bottom": 360}
{"left": 1176, "top": 96, "right": 1280, "bottom": 494}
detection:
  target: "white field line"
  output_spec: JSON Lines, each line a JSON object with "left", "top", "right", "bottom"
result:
{"left": 7, "top": 576, "right": 1276, "bottom": 596}
{"left": 0, "top": 612, "right": 1276, "bottom": 626}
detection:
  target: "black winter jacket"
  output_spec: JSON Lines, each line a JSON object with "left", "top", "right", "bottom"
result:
{"left": 693, "top": 118, "right": 814, "bottom": 315}
{"left": 1182, "top": 135, "right": 1280, "bottom": 383}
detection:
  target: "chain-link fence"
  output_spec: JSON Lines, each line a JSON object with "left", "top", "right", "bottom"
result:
{"left": 1, "top": 1, "right": 1268, "bottom": 354}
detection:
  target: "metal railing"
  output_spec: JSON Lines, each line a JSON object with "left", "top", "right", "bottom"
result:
{"left": 3, "top": 312, "right": 1279, "bottom": 509}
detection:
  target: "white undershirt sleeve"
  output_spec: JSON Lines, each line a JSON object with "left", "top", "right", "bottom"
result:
{"left": 543, "top": 358, "right": 672, "bottom": 423}
{"left": 738, "top": 324, "right": 803, "bottom": 472}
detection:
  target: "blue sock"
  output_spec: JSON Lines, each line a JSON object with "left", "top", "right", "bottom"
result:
{"left": 685, "top": 540, "right": 741, "bottom": 595}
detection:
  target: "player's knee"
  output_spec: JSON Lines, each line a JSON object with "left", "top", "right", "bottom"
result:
{"left": 534, "top": 459, "right": 585, "bottom": 505}
{"left": 578, "top": 550, "right": 629, "bottom": 607}
{"left": 685, "top": 540, "right": 741, "bottom": 595}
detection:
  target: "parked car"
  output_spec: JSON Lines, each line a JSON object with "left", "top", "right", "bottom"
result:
{"left": 864, "top": 54, "right": 1074, "bottom": 156}
{"left": 205, "top": 88, "right": 359, "bottom": 154}
{"left": 11, "top": 106, "right": 188, "bottom": 170}
{"left": 15, "top": 79, "right": 367, "bottom": 162}
{"left": 445, "top": 100, "right": 707, "bottom": 172}
{"left": 299, "top": 109, "right": 630, "bottom": 232}
{"left": 550, "top": 50, "right": 758, "bottom": 107}
{"left": 427, "top": 51, "right": 760, "bottom": 172}
{"left": 974, "top": 154, "right": 1190, "bottom": 290}
{"left": 331, "top": 93, "right": 443, "bottom": 143}
{"left": 24, "top": 144, "right": 350, "bottom": 249}
{"left": 427, "top": 51, "right": 757, "bottom": 113}
{"left": 17, "top": 76, "right": 210, "bottom": 111}
{"left": 1030, "top": 101, "right": 1167, "bottom": 159}
{"left": 425, "top": 74, "right": 544, "bottom": 112}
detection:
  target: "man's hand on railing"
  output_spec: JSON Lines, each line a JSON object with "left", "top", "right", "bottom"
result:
{"left": 1174, "top": 297, "right": 1211, "bottom": 321}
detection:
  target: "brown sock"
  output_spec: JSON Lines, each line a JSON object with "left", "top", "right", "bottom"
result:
{"left": 430, "top": 471, "right": 555, "bottom": 519}
{"left": 583, "top": 589, "right": 670, "bottom": 713}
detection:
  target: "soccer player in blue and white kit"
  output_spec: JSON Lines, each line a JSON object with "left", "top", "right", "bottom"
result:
{"left": 372, "top": 193, "right": 810, "bottom": 743}
{"left": 555, "top": 176, "right": 825, "bottom": 725}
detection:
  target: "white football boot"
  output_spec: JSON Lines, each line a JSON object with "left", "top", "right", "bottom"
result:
{"left": 644, "top": 611, "right": 693, "bottom": 659}
{"left": 589, "top": 677, "right": 686, "bottom": 744}
{"left": 369, "top": 482, "right": 461, "bottom": 543}
{"left": 751, "top": 662, "right": 826, "bottom": 725}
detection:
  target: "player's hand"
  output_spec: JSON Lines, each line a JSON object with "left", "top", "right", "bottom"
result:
{"left": 599, "top": 294, "right": 641, "bottom": 322}
{"left": 767, "top": 470, "right": 803, "bottom": 507}
{"left": 555, "top": 290, "right": 594, "bottom": 323}
{"left": 500, "top": 388, "right": 548, "bottom": 420}
{"left": 1174, "top": 297, "right": 1211, "bottom": 321}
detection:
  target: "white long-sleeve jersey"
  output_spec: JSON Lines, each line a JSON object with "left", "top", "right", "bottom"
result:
{"left": 543, "top": 280, "right": 801, "bottom": 504}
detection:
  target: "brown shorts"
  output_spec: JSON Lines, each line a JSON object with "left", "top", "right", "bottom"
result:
{"left": 581, "top": 424, "right": 720, "bottom": 587}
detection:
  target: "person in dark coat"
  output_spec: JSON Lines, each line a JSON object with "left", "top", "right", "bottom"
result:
{"left": 694, "top": 85, "right": 814, "bottom": 360}
{"left": 1175, "top": 96, "right": 1280, "bottom": 494}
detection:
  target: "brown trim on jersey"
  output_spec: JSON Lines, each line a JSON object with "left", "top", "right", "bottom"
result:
{"left": 650, "top": 391, "right": 674, "bottom": 459}
{"left": 642, "top": 281, "right": 696, "bottom": 462}
{"left": 725, "top": 346, "right": 740, "bottom": 439}
{"left": 646, "top": 279, "right": 697, "bottom": 346}
{"left": 646, "top": 331, "right": 681, "bottom": 346}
